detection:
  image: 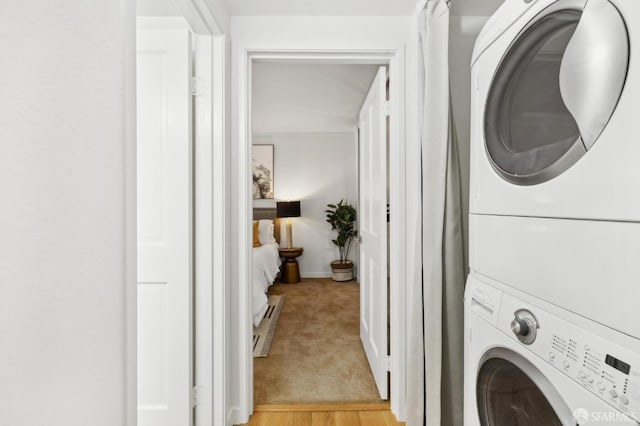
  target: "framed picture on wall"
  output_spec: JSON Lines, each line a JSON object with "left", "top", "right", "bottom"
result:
{"left": 252, "top": 144, "right": 274, "bottom": 199}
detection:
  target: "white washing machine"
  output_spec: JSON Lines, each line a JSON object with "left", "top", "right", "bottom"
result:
{"left": 468, "top": 0, "right": 640, "bottom": 338}
{"left": 470, "top": 0, "right": 638, "bottom": 221}
{"left": 465, "top": 274, "right": 640, "bottom": 425}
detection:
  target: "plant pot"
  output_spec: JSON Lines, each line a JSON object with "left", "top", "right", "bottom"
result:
{"left": 330, "top": 260, "right": 354, "bottom": 282}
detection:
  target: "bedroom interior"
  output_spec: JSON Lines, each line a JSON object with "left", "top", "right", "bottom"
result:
{"left": 251, "top": 62, "right": 377, "bottom": 278}
{"left": 249, "top": 62, "right": 389, "bottom": 407}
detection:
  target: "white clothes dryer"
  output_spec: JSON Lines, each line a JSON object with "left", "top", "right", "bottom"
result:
{"left": 465, "top": 274, "right": 640, "bottom": 425}
{"left": 468, "top": 0, "right": 640, "bottom": 341}
{"left": 470, "top": 0, "right": 638, "bottom": 222}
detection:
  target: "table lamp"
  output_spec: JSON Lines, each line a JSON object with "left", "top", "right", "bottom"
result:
{"left": 276, "top": 201, "right": 301, "bottom": 249}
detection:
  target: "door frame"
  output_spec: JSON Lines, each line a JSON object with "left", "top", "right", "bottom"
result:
{"left": 135, "top": 2, "right": 229, "bottom": 426}
{"left": 180, "top": 11, "right": 229, "bottom": 426}
{"left": 234, "top": 49, "right": 408, "bottom": 423}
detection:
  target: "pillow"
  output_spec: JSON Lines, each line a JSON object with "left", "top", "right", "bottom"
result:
{"left": 252, "top": 221, "right": 261, "bottom": 247}
{"left": 258, "top": 219, "right": 277, "bottom": 245}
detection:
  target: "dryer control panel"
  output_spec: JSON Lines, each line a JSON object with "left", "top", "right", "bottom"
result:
{"left": 499, "top": 294, "right": 640, "bottom": 423}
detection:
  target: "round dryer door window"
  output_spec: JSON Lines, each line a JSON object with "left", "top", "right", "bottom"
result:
{"left": 484, "top": 0, "right": 629, "bottom": 185}
{"left": 476, "top": 351, "right": 573, "bottom": 425}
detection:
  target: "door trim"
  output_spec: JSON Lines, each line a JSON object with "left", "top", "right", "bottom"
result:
{"left": 131, "top": 2, "right": 228, "bottom": 426}
{"left": 234, "top": 49, "right": 408, "bottom": 424}
{"left": 164, "top": 3, "right": 227, "bottom": 426}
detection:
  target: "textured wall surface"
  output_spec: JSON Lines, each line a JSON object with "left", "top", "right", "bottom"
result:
{"left": 0, "top": 2, "right": 135, "bottom": 425}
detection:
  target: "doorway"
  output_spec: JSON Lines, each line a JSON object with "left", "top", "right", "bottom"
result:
{"left": 249, "top": 62, "right": 383, "bottom": 406}
{"left": 235, "top": 51, "right": 407, "bottom": 423}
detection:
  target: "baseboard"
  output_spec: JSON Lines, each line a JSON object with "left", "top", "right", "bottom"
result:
{"left": 254, "top": 402, "right": 390, "bottom": 412}
{"left": 227, "top": 406, "right": 240, "bottom": 426}
{"left": 299, "top": 273, "right": 332, "bottom": 278}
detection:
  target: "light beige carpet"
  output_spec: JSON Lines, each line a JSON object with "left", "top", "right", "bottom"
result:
{"left": 253, "top": 278, "right": 382, "bottom": 404}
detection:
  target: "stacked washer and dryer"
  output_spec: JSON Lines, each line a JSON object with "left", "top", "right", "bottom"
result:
{"left": 465, "top": 0, "right": 640, "bottom": 424}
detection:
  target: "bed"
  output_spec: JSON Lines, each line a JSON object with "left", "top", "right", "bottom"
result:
{"left": 252, "top": 208, "right": 282, "bottom": 326}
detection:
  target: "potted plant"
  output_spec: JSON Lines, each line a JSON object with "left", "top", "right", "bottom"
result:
{"left": 325, "top": 199, "right": 357, "bottom": 282}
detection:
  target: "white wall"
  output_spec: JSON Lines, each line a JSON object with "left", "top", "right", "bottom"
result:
{"left": 450, "top": 0, "right": 503, "bottom": 16}
{"left": 253, "top": 133, "right": 358, "bottom": 277}
{"left": 0, "top": 2, "right": 135, "bottom": 426}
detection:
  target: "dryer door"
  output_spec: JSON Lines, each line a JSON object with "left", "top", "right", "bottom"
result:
{"left": 476, "top": 349, "right": 574, "bottom": 426}
{"left": 484, "top": 0, "right": 628, "bottom": 185}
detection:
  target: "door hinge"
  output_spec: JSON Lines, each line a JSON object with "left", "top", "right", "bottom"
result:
{"left": 383, "top": 100, "right": 391, "bottom": 117}
{"left": 191, "top": 385, "right": 205, "bottom": 407}
{"left": 191, "top": 76, "right": 204, "bottom": 97}
{"left": 385, "top": 355, "right": 392, "bottom": 372}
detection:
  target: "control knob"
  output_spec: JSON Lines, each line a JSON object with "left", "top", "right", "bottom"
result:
{"left": 511, "top": 309, "right": 539, "bottom": 345}
{"left": 511, "top": 319, "right": 530, "bottom": 336}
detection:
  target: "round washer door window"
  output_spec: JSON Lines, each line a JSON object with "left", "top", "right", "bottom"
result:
{"left": 476, "top": 355, "right": 570, "bottom": 425}
{"left": 484, "top": 0, "right": 629, "bottom": 185}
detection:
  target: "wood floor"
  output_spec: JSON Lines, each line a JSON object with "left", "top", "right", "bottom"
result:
{"left": 237, "top": 403, "right": 405, "bottom": 426}
{"left": 243, "top": 279, "right": 404, "bottom": 425}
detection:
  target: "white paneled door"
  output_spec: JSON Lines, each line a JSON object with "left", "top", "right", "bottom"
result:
{"left": 358, "top": 66, "right": 389, "bottom": 400}
{"left": 137, "top": 24, "right": 193, "bottom": 426}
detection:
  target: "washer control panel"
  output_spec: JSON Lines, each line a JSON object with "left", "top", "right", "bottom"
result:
{"left": 544, "top": 334, "right": 639, "bottom": 419}
{"left": 499, "top": 294, "right": 640, "bottom": 423}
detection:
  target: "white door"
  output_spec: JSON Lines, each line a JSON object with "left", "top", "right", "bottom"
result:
{"left": 137, "top": 24, "right": 193, "bottom": 426}
{"left": 358, "top": 66, "right": 389, "bottom": 400}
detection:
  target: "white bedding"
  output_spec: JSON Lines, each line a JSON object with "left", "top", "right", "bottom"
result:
{"left": 252, "top": 242, "right": 280, "bottom": 326}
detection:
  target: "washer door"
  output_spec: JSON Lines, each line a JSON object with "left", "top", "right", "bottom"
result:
{"left": 484, "top": 0, "right": 629, "bottom": 185}
{"left": 477, "top": 349, "right": 575, "bottom": 426}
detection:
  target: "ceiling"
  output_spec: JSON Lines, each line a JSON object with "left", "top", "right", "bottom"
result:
{"left": 137, "top": 0, "right": 505, "bottom": 19}
{"left": 226, "top": 0, "right": 417, "bottom": 16}
{"left": 252, "top": 63, "right": 380, "bottom": 134}
{"left": 226, "top": 0, "right": 504, "bottom": 17}
{"left": 136, "top": 0, "right": 181, "bottom": 16}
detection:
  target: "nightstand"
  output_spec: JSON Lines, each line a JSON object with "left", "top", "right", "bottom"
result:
{"left": 279, "top": 247, "right": 304, "bottom": 284}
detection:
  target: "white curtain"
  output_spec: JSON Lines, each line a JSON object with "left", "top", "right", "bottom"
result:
{"left": 407, "top": 1, "right": 467, "bottom": 425}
